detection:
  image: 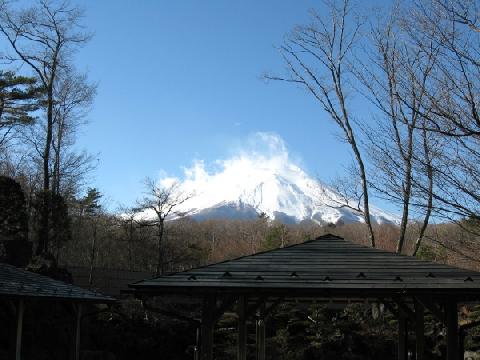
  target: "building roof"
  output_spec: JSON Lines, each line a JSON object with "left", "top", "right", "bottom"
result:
{"left": 130, "top": 234, "right": 480, "bottom": 300}
{"left": 69, "top": 266, "right": 154, "bottom": 297}
{"left": 0, "top": 262, "right": 114, "bottom": 303}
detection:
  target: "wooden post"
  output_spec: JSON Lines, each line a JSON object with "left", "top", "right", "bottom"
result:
{"left": 414, "top": 300, "right": 425, "bottom": 360}
{"left": 459, "top": 329, "right": 465, "bottom": 360}
{"left": 237, "top": 296, "right": 247, "bottom": 360}
{"left": 15, "top": 299, "right": 25, "bottom": 360}
{"left": 398, "top": 308, "right": 408, "bottom": 360}
{"left": 194, "top": 327, "right": 200, "bottom": 360}
{"left": 74, "top": 303, "right": 83, "bottom": 360}
{"left": 446, "top": 300, "right": 459, "bottom": 360}
{"left": 256, "top": 302, "right": 265, "bottom": 360}
{"left": 200, "top": 295, "right": 215, "bottom": 360}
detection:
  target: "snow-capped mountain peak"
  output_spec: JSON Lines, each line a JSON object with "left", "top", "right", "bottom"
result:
{"left": 155, "top": 133, "right": 397, "bottom": 225}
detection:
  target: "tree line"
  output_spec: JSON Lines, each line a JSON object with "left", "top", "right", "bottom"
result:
{"left": 0, "top": 0, "right": 96, "bottom": 270}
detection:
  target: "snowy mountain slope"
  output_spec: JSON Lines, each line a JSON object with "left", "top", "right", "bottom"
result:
{"left": 156, "top": 134, "right": 398, "bottom": 225}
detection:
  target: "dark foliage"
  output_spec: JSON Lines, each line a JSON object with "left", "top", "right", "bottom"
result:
{"left": 0, "top": 176, "right": 31, "bottom": 266}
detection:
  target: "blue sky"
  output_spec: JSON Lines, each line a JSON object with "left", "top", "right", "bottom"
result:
{"left": 73, "top": 0, "right": 360, "bottom": 208}
{"left": 12, "top": 0, "right": 390, "bottom": 211}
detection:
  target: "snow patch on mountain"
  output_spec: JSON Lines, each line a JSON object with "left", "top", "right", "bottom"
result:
{"left": 158, "top": 132, "right": 398, "bottom": 225}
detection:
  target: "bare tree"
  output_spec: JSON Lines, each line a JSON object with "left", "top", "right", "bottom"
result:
{"left": 379, "top": 1, "right": 480, "bottom": 237}
{"left": 0, "top": 0, "right": 92, "bottom": 255}
{"left": 51, "top": 70, "right": 96, "bottom": 198}
{"left": 402, "top": 0, "right": 480, "bottom": 138}
{"left": 352, "top": 0, "right": 480, "bottom": 252}
{"left": 354, "top": 9, "right": 438, "bottom": 253}
{"left": 137, "top": 178, "right": 192, "bottom": 275}
{"left": 116, "top": 205, "right": 143, "bottom": 271}
{"left": 411, "top": 125, "right": 435, "bottom": 255}
{"left": 77, "top": 188, "right": 103, "bottom": 286}
{"left": 266, "top": 0, "right": 376, "bottom": 247}
{"left": 319, "top": 163, "right": 365, "bottom": 218}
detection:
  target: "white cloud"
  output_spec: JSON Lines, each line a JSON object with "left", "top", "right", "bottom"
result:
{"left": 156, "top": 132, "right": 301, "bottom": 211}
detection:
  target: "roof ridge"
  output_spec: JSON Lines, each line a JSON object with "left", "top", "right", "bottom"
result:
{"left": 0, "top": 262, "right": 114, "bottom": 301}
{"left": 315, "top": 233, "right": 344, "bottom": 240}
{"left": 312, "top": 235, "right": 473, "bottom": 269}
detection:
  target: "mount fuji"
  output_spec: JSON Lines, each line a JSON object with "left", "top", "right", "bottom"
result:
{"left": 155, "top": 133, "right": 398, "bottom": 225}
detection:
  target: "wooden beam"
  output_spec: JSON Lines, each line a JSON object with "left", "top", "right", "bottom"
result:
{"left": 398, "top": 308, "right": 408, "bottom": 360}
{"left": 237, "top": 296, "right": 247, "bottom": 360}
{"left": 141, "top": 300, "right": 200, "bottom": 325}
{"left": 74, "top": 303, "right": 83, "bottom": 360}
{"left": 7, "top": 300, "right": 16, "bottom": 360}
{"left": 256, "top": 302, "right": 266, "bottom": 360}
{"left": 445, "top": 300, "right": 459, "bottom": 360}
{"left": 200, "top": 295, "right": 215, "bottom": 360}
{"left": 414, "top": 300, "right": 425, "bottom": 360}
{"left": 15, "top": 299, "right": 24, "bottom": 360}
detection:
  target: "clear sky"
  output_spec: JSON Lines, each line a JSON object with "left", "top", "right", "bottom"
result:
{"left": 66, "top": 1, "right": 382, "bottom": 210}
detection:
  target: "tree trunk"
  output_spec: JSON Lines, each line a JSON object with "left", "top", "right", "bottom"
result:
{"left": 340, "top": 70, "right": 376, "bottom": 248}
{"left": 37, "top": 83, "right": 54, "bottom": 255}
{"left": 349, "top": 127, "right": 376, "bottom": 248}
{"left": 395, "top": 120, "right": 416, "bottom": 254}
{"left": 396, "top": 176, "right": 412, "bottom": 254}
{"left": 128, "top": 220, "right": 134, "bottom": 271}
{"left": 156, "top": 220, "right": 164, "bottom": 275}
{"left": 88, "top": 221, "right": 97, "bottom": 286}
{"left": 359, "top": 159, "right": 376, "bottom": 248}
{"left": 412, "top": 129, "right": 434, "bottom": 256}
{"left": 52, "top": 116, "right": 64, "bottom": 197}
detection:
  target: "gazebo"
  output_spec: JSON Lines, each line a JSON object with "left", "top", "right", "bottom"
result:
{"left": 0, "top": 263, "right": 114, "bottom": 360}
{"left": 130, "top": 234, "right": 480, "bottom": 360}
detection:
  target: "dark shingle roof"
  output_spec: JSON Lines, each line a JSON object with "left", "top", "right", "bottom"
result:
{"left": 69, "top": 266, "right": 154, "bottom": 296}
{"left": 130, "top": 234, "right": 480, "bottom": 299}
{"left": 0, "top": 263, "right": 114, "bottom": 302}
